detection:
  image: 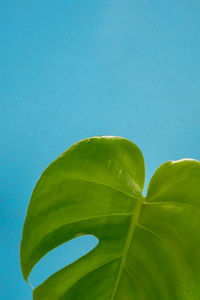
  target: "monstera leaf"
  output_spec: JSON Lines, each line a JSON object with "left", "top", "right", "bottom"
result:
{"left": 20, "top": 136, "right": 200, "bottom": 300}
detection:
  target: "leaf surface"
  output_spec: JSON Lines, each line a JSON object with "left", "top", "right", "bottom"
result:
{"left": 20, "top": 137, "right": 200, "bottom": 299}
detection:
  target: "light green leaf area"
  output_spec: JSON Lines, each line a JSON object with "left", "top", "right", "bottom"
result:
{"left": 20, "top": 136, "right": 200, "bottom": 300}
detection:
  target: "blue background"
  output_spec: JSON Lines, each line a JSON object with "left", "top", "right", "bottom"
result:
{"left": 1, "top": 0, "right": 200, "bottom": 299}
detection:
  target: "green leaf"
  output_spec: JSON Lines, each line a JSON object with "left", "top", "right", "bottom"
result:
{"left": 20, "top": 136, "right": 200, "bottom": 299}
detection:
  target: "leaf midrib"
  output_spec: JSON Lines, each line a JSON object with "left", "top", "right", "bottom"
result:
{"left": 111, "top": 195, "right": 144, "bottom": 300}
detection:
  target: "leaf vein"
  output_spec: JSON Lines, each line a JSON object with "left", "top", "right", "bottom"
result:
{"left": 136, "top": 223, "right": 188, "bottom": 283}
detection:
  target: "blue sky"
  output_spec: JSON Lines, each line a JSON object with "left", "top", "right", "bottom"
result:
{"left": 1, "top": 0, "right": 200, "bottom": 299}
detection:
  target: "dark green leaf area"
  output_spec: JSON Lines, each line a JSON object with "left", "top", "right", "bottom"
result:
{"left": 20, "top": 136, "right": 200, "bottom": 299}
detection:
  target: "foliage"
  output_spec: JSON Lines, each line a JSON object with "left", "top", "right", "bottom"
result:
{"left": 20, "top": 136, "right": 200, "bottom": 299}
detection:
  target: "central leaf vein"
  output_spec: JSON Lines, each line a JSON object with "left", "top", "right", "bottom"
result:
{"left": 110, "top": 195, "right": 144, "bottom": 299}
